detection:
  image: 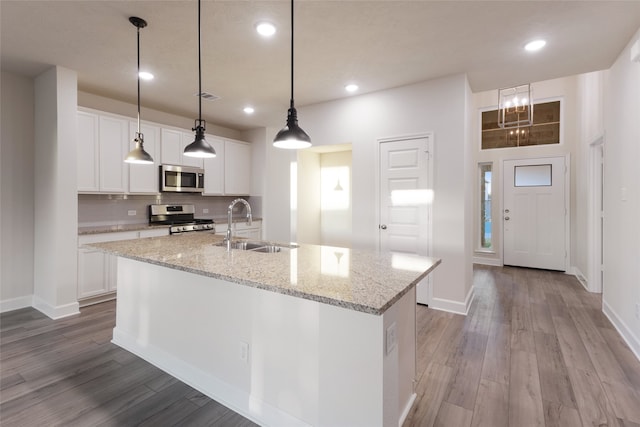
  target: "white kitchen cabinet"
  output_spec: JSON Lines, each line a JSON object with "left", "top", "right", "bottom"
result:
{"left": 78, "top": 229, "right": 167, "bottom": 305}
{"left": 98, "top": 115, "right": 130, "bottom": 193}
{"left": 203, "top": 136, "right": 225, "bottom": 195}
{"left": 128, "top": 122, "right": 161, "bottom": 194}
{"left": 224, "top": 140, "right": 251, "bottom": 195}
{"left": 160, "top": 128, "right": 204, "bottom": 169}
{"left": 77, "top": 111, "right": 100, "bottom": 192}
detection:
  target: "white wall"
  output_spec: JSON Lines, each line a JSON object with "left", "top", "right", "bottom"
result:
{"left": 296, "top": 150, "right": 322, "bottom": 245}
{"left": 472, "top": 76, "right": 579, "bottom": 272}
{"left": 319, "top": 150, "right": 352, "bottom": 247}
{"left": 602, "top": 28, "right": 640, "bottom": 357}
{"left": 292, "top": 74, "right": 472, "bottom": 311}
{"left": 0, "top": 71, "right": 35, "bottom": 311}
{"left": 33, "top": 66, "right": 80, "bottom": 319}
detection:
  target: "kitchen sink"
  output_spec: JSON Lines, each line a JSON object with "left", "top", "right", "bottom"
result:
{"left": 214, "top": 240, "right": 297, "bottom": 253}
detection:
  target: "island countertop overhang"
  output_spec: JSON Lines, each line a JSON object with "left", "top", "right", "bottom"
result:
{"left": 88, "top": 232, "right": 440, "bottom": 315}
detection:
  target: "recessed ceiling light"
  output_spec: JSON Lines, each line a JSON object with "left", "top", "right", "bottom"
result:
{"left": 525, "top": 39, "right": 546, "bottom": 52}
{"left": 243, "top": 106, "right": 255, "bottom": 114}
{"left": 139, "top": 71, "right": 154, "bottom": 80}
{"left": 345, "top": 84, "right": 359, "bottom": 93}
{"left": 256, "top": 22, "right": 276, "bottom": 37}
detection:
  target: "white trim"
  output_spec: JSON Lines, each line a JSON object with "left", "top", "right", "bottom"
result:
{"left": 113, "top": 328, "right": 313, "bottom": 427}
{"left": 571, "top": 266, "right": 589, "bottom": 292}
{"left": 602, "top": 300, "right": 640, "bottom": 362}
{"left": 32, "top": 296, "right": 80, "bottom": 319}
{"left": 429, "top": 286, "right": 475, "bottom": 315}
{"left": 473, "top": 257, "right": 502, "bottom": 267}
{"left": 0, "top": 295, "right": 33, "bottom": 313}
{"left": 398, "top": 393, "right": 417, "bottom": 427}
{"left": 587, "top": 135, "right": 605, "bottom": 293}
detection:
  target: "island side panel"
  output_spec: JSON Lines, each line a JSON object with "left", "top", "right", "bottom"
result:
{"left": 112, "top": 257, "right": 413, "bottom": 427}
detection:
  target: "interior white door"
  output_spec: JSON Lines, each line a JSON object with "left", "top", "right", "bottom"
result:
{"left": 503, "top": 157, "right": 567, "bottom": 271}
{"left": 379, "top": 135, "right": 432, "bottom": 304}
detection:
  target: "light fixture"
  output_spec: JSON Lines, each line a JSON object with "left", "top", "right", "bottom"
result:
{"left": 184, "top": 0, "right": 216, "bottom": 158}
{"left": 124, "top": 16, "right": 154, "bottom": 165}
{"left": 525, "top": 39, "right": 546, "bottom": 52}
{"left": 138, "top": 71, "right": 154, "bottom": 81}
{"left": 273, "top": 0, "right": 311, "bottom": 150}
{"left": 256, "top": 21, "right": 276, "bottom": 37}
{"left": 334, "top": 179, "right": 344, "bottom": 191}
{"left": 345, "top": 84, "right": 358, "bottom": 93}
{"left": 243, "top": 106, "right": 255, "bottom": 114}
{"left": 497, "top": 83, "right": 533, "bottom": 129}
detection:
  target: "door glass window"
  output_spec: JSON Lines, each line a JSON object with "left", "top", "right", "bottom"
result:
{"left": 479, "top": 163, "right": 492, "bottom": 249}
{"left": 514, "top": 164, "right": 552, "bottom": 187}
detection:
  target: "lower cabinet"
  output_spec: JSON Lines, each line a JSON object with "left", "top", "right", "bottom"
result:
{"left": 77, "top": 228, "right": 168, "bottom": 305}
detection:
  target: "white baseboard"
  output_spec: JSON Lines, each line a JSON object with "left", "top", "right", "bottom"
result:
{"left": 32, "top": 296, "right": 80, "bottom": 319}
{"left": 571, "top": 266, "right": 590, "bottom": 292}
{"left": 429, "top": 286, "right": 475, "bottom": 315}
{"left": 602, "top": 299, "right": 640, "bottom": 362}
{"left": 112, "top": 328, "right": 311, "bottom": 427}
{"left": 0, "top": 295, "right": 33, "bottom": 313}
{"left": 472, "top": 257, "right": 502, "bottom": 267}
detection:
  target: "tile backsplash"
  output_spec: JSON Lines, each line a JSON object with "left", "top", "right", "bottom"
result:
{"left": 78, "top": 194, "right": 261, "bottom": 227}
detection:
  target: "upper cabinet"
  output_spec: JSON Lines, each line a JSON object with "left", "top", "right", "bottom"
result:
{"left": 203, "top": 136, "right": 225, "bottom": 195}
{"left": 128, "top": 121, "right": 160, "bottom": 194}
{"left": 224, "top": 140, "right": 251, "bottom": 195}
{"left": 160, "top": 128, "right": 204, "bottom": 169}
{"left": 77, "top": 108, "right": 251, "bottom": 196}
{"left": 77, "top": 109, "right": 128, "bottom": 193}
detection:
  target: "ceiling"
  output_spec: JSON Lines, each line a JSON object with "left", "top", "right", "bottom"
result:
{"left": 2, "top": 1, "right": 640, "bottom": 131}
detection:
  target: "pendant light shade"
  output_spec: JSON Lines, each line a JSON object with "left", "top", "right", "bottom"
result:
{"left": 125, "top": 16, "right": 154, "bottom": 165}
{"left": 184, "top": 0, "right": 216, "bottom": 159}
{"left": 273, "top": 0, "right": 311, "bottom": 149}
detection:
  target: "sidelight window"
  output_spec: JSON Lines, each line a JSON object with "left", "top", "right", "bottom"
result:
{"left": 479, "top": 163, "right": 492, "bottom": 250}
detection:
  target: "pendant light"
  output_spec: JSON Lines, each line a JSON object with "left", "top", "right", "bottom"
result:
{"left": 273, "top": 0, "right": 311, "bottom": 149}
{"left": 125, "top": 17, "right": 154, "bottom": 164}
{"left": 184, "top": 0, "right": 216, "bottom": 158}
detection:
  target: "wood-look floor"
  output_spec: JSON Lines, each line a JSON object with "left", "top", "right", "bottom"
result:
{"left": 404, "top": 265, "right": 640, "bottom": 427}
{"left": 1, "top": 265, "right": 639, "bottom": 426}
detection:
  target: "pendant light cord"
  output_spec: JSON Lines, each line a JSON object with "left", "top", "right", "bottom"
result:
{"left": 136, "top": 25, "right": 141, "bottom": 135}
{"left": 198, "top": 0, "right": 203, "bottom": 124}
{"left": 289, "top": 0, "right": 294, "bottom": 110}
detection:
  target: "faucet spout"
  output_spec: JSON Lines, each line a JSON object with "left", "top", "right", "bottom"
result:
{"left": 225, "top": 198, "right": 252, "bottom": 251}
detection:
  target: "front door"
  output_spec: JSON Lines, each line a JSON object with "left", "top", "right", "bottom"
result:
{"left": 379, "top": 135, "right": 433, "bottom": 304}
{"left": 503, "top": 157, "right": 567, "bottom": 271}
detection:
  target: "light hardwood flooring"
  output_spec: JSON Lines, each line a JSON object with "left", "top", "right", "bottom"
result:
{"left": 1, "top": 265, "right": 639, "bottom": 426}
{"left": 404, "top": 265, "right": 640, "bottom": 427}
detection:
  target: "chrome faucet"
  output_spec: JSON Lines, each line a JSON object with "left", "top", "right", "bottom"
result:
{"left": 225, "top": 198, "right": 252, "bottom": 251}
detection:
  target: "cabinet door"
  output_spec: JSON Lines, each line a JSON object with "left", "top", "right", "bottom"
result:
{"left": 203, "top": 136, "right": 225, "bottom": 195}
{"left": 77, "top": 111, "right": 100, "bottom": 192}
{"left": 129, "top": 122, "right": 160, "bottom": 194}
{"left": 224, "top": 140, "right": 251, "bottom": 195}
{"left": 161, "top": 128, "right": 182, "bottom": 165}
{"left": 181, "top": 132, "right": 204, "bottom": 169}
{"left": 99, "top": 115, "right": 129, "bottom": 193}
{"left": 77, "top": 248, "right": 109, "bottom": 298}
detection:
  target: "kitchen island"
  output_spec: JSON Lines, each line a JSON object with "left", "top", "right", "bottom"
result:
{"left": 89, "top": 233, "right": 440, "bottom": 427}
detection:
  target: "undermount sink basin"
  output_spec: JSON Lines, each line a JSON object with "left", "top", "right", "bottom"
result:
{"left": 214, "top": 240, "right": 298, "bottom": 253}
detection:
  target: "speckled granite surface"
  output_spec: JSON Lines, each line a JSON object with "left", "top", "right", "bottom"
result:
{"left": 88, "top": 233, "right": 440, "bottom": 315}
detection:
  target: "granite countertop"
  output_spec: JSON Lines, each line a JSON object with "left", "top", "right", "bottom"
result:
{"left": 78, "top": 218, "right": 262, "bottom": 235}
{"left": 87, "top": 233, "right": 440, "bottom": 315}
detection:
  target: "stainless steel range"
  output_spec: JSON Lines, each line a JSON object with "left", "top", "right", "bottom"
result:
{"left": 149, "top": 204, "right": 215, "bottom": 235}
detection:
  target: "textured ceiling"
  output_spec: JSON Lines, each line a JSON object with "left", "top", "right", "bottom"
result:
{"left": 2, "top": 1, "right": 640, "bottom": 131}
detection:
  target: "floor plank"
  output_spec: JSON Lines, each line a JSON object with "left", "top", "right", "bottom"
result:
{"left": 509, "top": 350, "right": 545, "bottom": 427}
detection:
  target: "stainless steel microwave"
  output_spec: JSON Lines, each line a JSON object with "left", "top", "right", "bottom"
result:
{"left": 160, "top": 164, "right": 205, "bottom": 193}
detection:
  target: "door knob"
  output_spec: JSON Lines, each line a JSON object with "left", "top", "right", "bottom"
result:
{"left": 380, "top": 224, "right": 387, "bottom": 230}
{"left": 505, "top": 216, "right": 510, "bottom": 221}
{"left": 505, "top": 209, "right": 510, "bottom": 213}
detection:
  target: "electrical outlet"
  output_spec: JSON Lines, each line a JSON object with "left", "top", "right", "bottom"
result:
{"left": 203, "top": 208, "right": 209, "bottom": 214}
{"left": 239, "top": 341, "right": 249, "bottom": 364}
{"left": 127, "top": 210, "right": 137, "bottom": 216}
{"left": 386, "top": 323, "right": 397, "bottom": 355}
